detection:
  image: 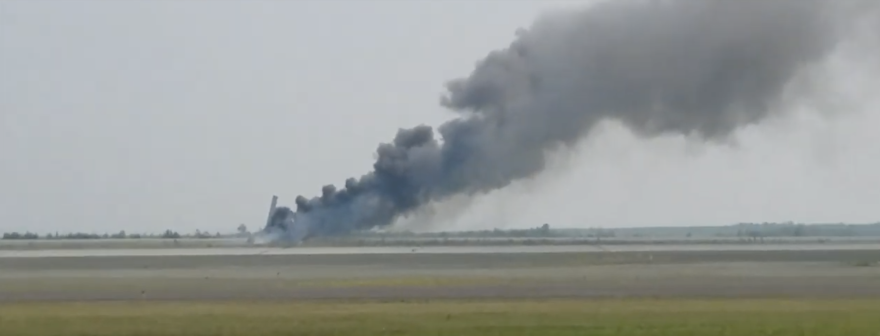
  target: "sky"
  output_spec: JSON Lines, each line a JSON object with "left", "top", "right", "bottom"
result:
{"left": 1, "top": 0, "right": 878, "bottom": 235}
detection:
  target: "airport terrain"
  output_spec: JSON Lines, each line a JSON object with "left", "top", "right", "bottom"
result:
{"left": 2, "top": 243, "right": 879, "bottom": 335}
{"left": 2, "top": 244, "right": 879, "bottom": 301}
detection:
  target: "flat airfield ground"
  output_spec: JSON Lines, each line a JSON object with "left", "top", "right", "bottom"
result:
{"left": 3, "top": 245, "right": 880, "bottom": 335}
{"left": 1, "top": 245, "right": 879, "bottom": 301}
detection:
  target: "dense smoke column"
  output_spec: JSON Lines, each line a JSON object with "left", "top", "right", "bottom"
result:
{"left": 266, "top": 207, "right": 294, "bottom": 231}
{"left": 268, "top": 0, "right": 874, "bottom": 240}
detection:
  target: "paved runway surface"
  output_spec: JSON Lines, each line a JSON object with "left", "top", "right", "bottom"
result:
{"left": 2, "top": 246, "right": 879, "bottom": 302}
{"left": 2, "top": 243, "right": 880, "bottom": 258}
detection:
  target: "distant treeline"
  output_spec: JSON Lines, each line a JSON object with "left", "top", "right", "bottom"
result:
{"left": 1, "top": 230, "right": 234, "bottom": 240}
{"left": 360, "top": 224, "right": 565, "bottom": 239}
{"left": 603, "top": 222, "right": 880, "bottom": 239}
{"left": 2, "top": 224, "right": 256, "bottom": 241}
{"left": 4, "top": 222, "right": 880, "bottom": 241}
{"left": 362, "top": 222, "right": 880, "bottom": 239}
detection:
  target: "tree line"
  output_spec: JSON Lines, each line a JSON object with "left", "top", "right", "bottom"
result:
{"left": 2, "top": 230, "right": 184, "bottom": 240}
{"left": 2, "top": 225, "right": 254, "bottom": 240}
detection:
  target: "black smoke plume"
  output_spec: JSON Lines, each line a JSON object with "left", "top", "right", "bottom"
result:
{"left": 265, "top": 0, "right": 877, "bottom": 241}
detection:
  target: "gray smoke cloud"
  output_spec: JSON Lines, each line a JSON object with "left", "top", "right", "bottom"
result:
{"left": 265, "top": 0, "right": 878, "bottom": 241}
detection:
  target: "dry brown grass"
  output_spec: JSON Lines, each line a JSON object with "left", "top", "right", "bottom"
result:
{"left": 1, "top": 299, "right": 878, "bottom": 336}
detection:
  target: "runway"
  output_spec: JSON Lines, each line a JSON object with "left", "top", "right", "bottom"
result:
{"left": 2, "top": 244, "right": 879, "bottom": 302}
{"left": 2, "top": 243, "right": 880, "bottom": 258}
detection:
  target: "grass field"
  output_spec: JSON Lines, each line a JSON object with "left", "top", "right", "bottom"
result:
{"left": 1, "top": 299, "right": 878, "bottom": 336}
{"left": 3, "top": 249, "right": 879, "bottom": 334}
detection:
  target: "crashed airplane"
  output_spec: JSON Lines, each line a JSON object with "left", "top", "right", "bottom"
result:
{"left": 261, "top": 195, "right": 311, "bottom": 244}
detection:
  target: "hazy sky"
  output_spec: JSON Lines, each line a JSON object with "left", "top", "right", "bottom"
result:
{"left": 2, "top": 0, "right": 878, "bottom": 235}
